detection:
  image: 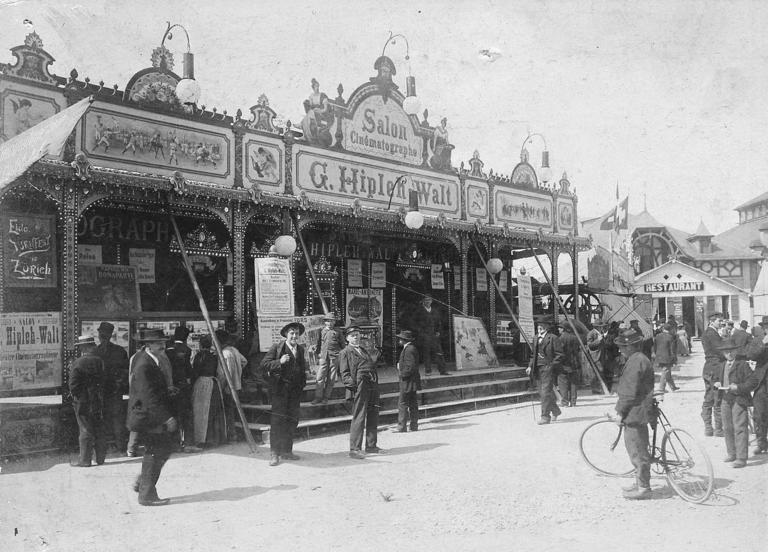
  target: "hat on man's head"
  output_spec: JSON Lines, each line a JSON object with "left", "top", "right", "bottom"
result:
{"left": 726, "top": 320, "right": 734, "bottom": 327}
{"left": 321, "top": 314, "right": 337, "bottom": 322}
{"left": 396, "top": 330, "right": 416, "bottom": 341}
{"left": 717, "top": 338, "right": 741, "bottom": 352}
{"left": 75, "top": 335, "right": 96, "bottom": 347}
{"left": 199, "top": 334, "right": 212, "bottom": 349}
{"left": 740, "top": 320, "right": 749, "bottom": 329}
{"left": 534, "top": 314, "right": 557, "bottom": 328}
{"left": 629, "top": 319, "right": 640, "bottom": 326}
{"left": 592, "top": 319, "right": 609, "bottom": 327}
{"left": 614, "top": 329, "right": 644, "bottom": 346}
{"left": 97, "top": 322, "right": 114, "bottom": 336}
{"left": 422, "top": 294, "right": 433, "bottom": 302}
{"left": 280, "top": 322, "right": 305, "bottom": 337}
{"left": 133, "top": 328, "right": 166, "bottom": 343}
{"left": 708, "top": 312, "right": 724, "bottom": 321}
{"left": 344, "top": 325, "right": 362, "bottom": 337}
{"left": 757, "top": 315, "right": 768, "bottom": 326}
{"left": 214, "top": 328, "right": 232, "bottom": 344}
{"left": 173, "top": 325, "right": 191, "bottom": 341}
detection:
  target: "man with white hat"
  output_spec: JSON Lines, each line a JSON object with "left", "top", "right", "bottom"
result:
{"left": 69, "top": 335, "right": 108, "bottom": 467}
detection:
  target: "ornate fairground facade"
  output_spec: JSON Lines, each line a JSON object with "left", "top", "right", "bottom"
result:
{"left": 0, "top": 33, "right": 589, "bottom": 455}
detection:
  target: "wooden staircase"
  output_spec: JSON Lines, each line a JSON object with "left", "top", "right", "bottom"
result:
{"left": 235, "top": 365, "right": 536, "bottom": 443}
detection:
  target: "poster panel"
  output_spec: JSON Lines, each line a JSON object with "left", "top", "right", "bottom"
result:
{"left": 346, "top": 288, "right": 383, "bottom": 346}
{"left": 0, "top": 312, "right": 62, "bottom": 392}
{"left": 129, "top": 248, "right": 156, "bottom": 284}
{"left": 2, "top": 213, "right": 58, "bottom": 288}
{"left": 517, "top": 273, "right": 535, "bottom": 345}
{"left": 347, "top": 259, "right": 363, "bottom": 287}
{"left": 431, "top": 264, "right": 445, "bottom": 290}
{"left": 78, "top": 244, "right": 102, "bottom": 265}
{"left": 253, "top": 257, "right": 293, "bottom": 315}
{"left": 80, "top": 320, "right": 130, "bottom": 354}
{"left": 476, "top": 268, "right": 488, "bottom": 291}
{"left": 371, "top": 262, "right": 386, "bottom": 288}
{"left": 452, "top": 315, "right": 499, "bottom": 370}
{"left": 79, "top": 264, "right": 141, "bottom": 314}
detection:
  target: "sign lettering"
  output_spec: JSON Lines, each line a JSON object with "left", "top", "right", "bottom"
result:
{"left": 643, "top": 281, "right": 705, "bottom": 293}
{"left": 2, "top": 213, "right": 57, "bottom": 288}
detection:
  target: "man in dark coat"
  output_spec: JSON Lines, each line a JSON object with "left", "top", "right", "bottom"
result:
{"left": 393, "top": 330, "right": 421, "bottom": 433}
{"left": 260, "top": 322, "right": 307, "bottom": 466}
{"left": 166, "top": 325, "right": 198, "bottom": 452}
{"left": 701, "top": 312, "right": 725, "bottom": 437}
{"left": 557, "top": 324, "right": 581, "bottom": 407}
{"left": 69, "top": 335, "right": 108, "bottom": 467}
{"left": 93, "top": 322, "right": 129, "bottom": 454}
{"left": 339, "top": 326, "right": 382, "bottom": 458}
{"left": 746, "top": 316, "right": 768, "bottom": 455}
{"left": 412, "top": 295, "right": 449, "bottom": 375}
{"left": 127, "top": 328, "right": 177, "bottom": 506}
{"left": 610, "top": 329, "right": 655, "bottom": 500}
{"left": 731, "top": 320, "right": 752, "bottom": 356}
{"left": 527, "top": 315, "right": 563, "bottom": 425}
{"left": 653, "top": 324, "right": 679, "bottom": 392}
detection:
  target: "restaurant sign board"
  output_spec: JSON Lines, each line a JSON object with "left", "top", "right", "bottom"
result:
{"left": 643, "top": 281, "right": 704, "bottom": 293}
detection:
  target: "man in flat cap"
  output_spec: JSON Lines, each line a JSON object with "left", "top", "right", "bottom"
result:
{"left": 609, "top": 328, "right": 655, "bottom": 499}
{"left": 340, "top": 326, "right": 382, "bottom": 458}
{"left": 701, "top": 312, "right": 726, "bottom": 437}
{"left": 127, "top": 329, "right": 177, "bottom": 506}
{"left": 527, "top": 315, "right": 563, "bottom": 425}
{"left": 94, "top": 322, "right": 129, "bottom": 454}
{"left": 393, "top": 330, "right": 421, "bottom": 433}
{"left": 69, "top": 335, "right": 108, "bottom": 467}
{"left": 261, "top": 322, "right": 307, "bottom": 466}
{"left": 312, "top": 314, "right": 345, "bottom": 405}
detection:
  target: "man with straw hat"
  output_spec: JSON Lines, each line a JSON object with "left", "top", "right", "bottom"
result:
{"left": 127, "top": 328, "right": 177, "bottom": 506}
{"left": 261, "top": 321, "right": 307, "bottom": 466}
{"left": 69, "top": 335, "right": 108, "bottom": 467}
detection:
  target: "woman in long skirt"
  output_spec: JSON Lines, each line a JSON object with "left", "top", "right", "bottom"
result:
{"left": 191, "top": 335, "right": 227, "bottom": 448}
{"left": 676, "top": 324, "right": 690, "bottom": 356}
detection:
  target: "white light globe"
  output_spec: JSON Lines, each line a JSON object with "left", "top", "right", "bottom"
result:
{"left": 487, "top": 257, "right": 504, "bottom": 275}
{"left": 404, "top": 210, "right": 424, "bottom": 229}
{"left": 176, "top": 78, "right": 201, "bottom": 105}
{"left": 539, "top": 166, "right": 553, "bottom": 184}
{"left": 274, "top": 235, "right": 297, "bottom": 257}
{"left": 402, "top": 95, "right": 421, "bottom": 116}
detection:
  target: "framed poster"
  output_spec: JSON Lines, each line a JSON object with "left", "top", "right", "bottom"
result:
{"left": 254, "top": 257, "right": 293, "bottom": 315}
{"left": 346, "top": 288, "right": 383, "bottom": 346}
{"left": 78, "top": 264, "right": 141, "bottom": 315}
{"left": 0, "top": 312, "right": 62, "bottom": 393}
{"left": 1, "top": 213, "right": 58, "bottom": 288}
{"left": 452, "top": 315, "right": 499, "bottom": 370}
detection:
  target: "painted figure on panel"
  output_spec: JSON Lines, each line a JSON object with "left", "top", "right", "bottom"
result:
{"left": 251, "top": 147, "right": 278, "bottom": 181}
{"left": 301, "top": 78, "right": 334, "bottom": 146}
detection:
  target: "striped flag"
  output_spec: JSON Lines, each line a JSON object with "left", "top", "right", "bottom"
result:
{"left": 0, "top": 96, "right": 92, "bottom": 191}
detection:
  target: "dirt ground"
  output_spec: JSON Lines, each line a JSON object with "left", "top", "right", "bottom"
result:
{"left": 2, "top": 347, "right": 767, "bottom": 552}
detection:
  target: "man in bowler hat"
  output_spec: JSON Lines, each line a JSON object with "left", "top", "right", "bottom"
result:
{"left": 527, "top": 315, "right": 563, "bottom": 424}
{"left": 261, "top": 322, "right": 307, "bottom": 466}
{"left": 69, "top": 335, "right": 108, "bottom": 467}
{"left": 393, "top": 330, "right": 421, "bottom": 433}
{"left": 93, "top": 322, "right": 129, "bottom": 453}
{"left": 166, "top": 325, "right": 199, "bottom": 452}
{"left": 340, "top": 326, "right": 382, "bottom": 458}
{"left": 127, "top": 328, "right": 177, "bottom": 506}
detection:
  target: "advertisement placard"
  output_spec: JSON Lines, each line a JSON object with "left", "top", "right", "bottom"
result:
{"left": 2, "top": 213, "right": 58, "bottom": 288}
{"left": 129, "top": 248, "right": 156, "bottom": 284}
{"left": 79, "top": 264, "right": 141, "bottom": 314}
{"left": 0, "top": 312, "right": 62, "bottom": 392}
{"left": 347, "top": 258, "right": 363, "bottom": 287}
{"left": 253, "top": 257, "right": 294, "bottom": 315}
{"left": 452, "top": 315, "right": 498, "bottom": 370}
{"left": 517, "top": 273, "right": 535, "bottom": 344}
{"left": 371, "top": 262, "right": 386, "bottom": 288}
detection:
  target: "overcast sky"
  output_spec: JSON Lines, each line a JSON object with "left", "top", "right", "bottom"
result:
{"left": 1, "top": 0, "right": 765, "bottom": 235}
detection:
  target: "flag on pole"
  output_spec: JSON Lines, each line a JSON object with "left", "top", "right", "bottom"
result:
{"left": 599, "top": 183, "right": 629, "bottom": 232}
{"left": 0, "top": 96, "right": 92, "bottom": 191}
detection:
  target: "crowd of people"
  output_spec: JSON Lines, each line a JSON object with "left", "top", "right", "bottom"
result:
{"left": 66, "top": 304, "right": 768, "bottom": 506}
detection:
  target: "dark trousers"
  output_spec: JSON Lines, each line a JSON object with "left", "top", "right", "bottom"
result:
{"left": 721, "top": 399, "right": 749, "bottom": 461}
{"left": 314, "top": 355, "right": 339, "bottom": 402}
{"left": 656, "top": 363, "right": 678, "bottom": 392}
{"left": 103, "top": 395, "right": 126, "bottom": 451}
{"left": 538, "top": 367, "right": 561, "bottom": 420}
{"left": 350, "top": 378, "right": 379, "bottom": 451}
{"left": 753, "top": 392, "right": 768, "bottom": 451}
{"left": 557, "top": 369, "right": 578, "bottom": 405}
{"left": 174, "top": 385, "right": 194, "bottom": 446}
{"left": 624, "top": 423, "right": 651, "bottom": 488}
{"left": 701, "top": 376, "right": 723, "bottom": 431}
{"left": 419, "top": 336, "right": 447, "bottom": 374}
{"left": 73, "top": 402, "right": 107, "bottom": 465}
{"left": 397, "top": 385, "right": 419, "bottom": 431}
{"left": 137, "top": 431, "right": 175, "bottom": 502}
{"left": 270, "top": 392, "right": 301, "bottom": 455}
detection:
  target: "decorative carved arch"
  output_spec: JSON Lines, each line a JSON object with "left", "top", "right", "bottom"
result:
{"left": 632, "top": 230, "right": 684, "bottom": 274}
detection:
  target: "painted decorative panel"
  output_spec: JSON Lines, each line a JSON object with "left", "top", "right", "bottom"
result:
{"left": 493, "top": 187, "right": 554, "bottom": 230}
{"left": 243, "top": 134, "right": 285, "bottom": 193}
{"left": 465, "top": 177, "right": 489, "bottom": 223}
{"left": 0, "top": 80, "right": 64, "bottom": 143}
{"left": 556, "top": 198, "right": 575, "bottom": 232}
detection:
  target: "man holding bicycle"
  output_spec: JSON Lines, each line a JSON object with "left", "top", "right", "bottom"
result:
{"left": 609, "top": 329, "right": 655, "bottom": 500}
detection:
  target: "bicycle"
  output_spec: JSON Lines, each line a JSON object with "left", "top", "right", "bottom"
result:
{"left": 579, "top": 393, "right": 714, "bottom": 504}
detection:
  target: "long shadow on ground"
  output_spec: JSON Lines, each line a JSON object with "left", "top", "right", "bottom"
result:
{"left": 171, "top": 484, "right": 298, "bottom": 505}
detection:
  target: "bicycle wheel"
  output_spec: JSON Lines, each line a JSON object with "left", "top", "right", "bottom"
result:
{"left": 579, "top": 419, "right": 635, "bottom": 477}
{"left": 661, "top": 428, "right": 714, "bottom": 504}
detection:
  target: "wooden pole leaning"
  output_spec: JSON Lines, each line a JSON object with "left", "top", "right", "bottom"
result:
{"left": 527, "top": 245, "right": 610, "bottom": 395}
{"left": 290, "top": 212, "right": 330, "bottom": 316}
{"left": 168, "top": 214, "right": 258, "bottom": 454}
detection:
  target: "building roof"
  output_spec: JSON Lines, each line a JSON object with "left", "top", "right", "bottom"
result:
{"left": 689, "top": 220, "right": 713, "bottom": 238}
{"left": 734, "top": 191, "right": 768, "bottom": 212}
